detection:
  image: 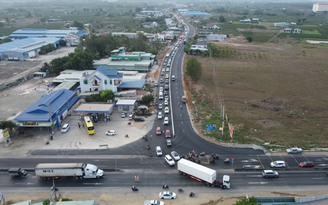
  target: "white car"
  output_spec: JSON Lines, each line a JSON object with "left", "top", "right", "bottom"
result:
{"left": 159, "top": 191, "right": 176, "bottom": 200}
{"left": 165, "top": 154, "right": 175, "bottom": 166}
{"left": 158, "top": 103, "right": 163, "bottom": 110}
{"left": 144, "top": 200, "right": 164, "bottom": 205}
{"left": 163, "top": 117, "right": 169, "bottom": 125}
{"left": 164, "top": 107, "right": 169, "bottom": 114}
{"left": 164, "top": 99, "right": 169, "bottom": 105}
{"left": 156, "top": 146, "right": 163, "bottom": 156}
{"left": 171, "top": 151, "right": 180, "bottom": 161}
{"left": 286, "top": 147, "right": 302, "bottom": 154}
{"left": 270, "top": 160, "right": 286, "bottom": 168}
{"left": 61, "top": 123, "right": 70, "bottom": 133}
{"left": 105, "top": 130, "right": 117, "bottom": 136}
{"left": 158, "top": 112, "right": 163, "bottom": 119}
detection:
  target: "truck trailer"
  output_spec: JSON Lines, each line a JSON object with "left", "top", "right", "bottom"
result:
{"left": 177, "top": 159, "right": 230, "bottom": 189}
{"left": 35, "top": 163, "right": 103, "bottom": 179}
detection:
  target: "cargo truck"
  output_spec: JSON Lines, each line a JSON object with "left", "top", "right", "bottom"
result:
{"left": 35, "top": 163, "right": 103, "bottom": 179}
{"left": 177, "top": 159, "right": 230, "bottom": 189}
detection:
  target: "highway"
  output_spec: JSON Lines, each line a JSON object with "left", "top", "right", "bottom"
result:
{"left": 1, "top": 15, "right": 328, "bottom": 192}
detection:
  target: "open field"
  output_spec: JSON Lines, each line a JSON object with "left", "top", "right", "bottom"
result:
{"left": 186, "top": 38, "right": 328, "bottom": 149}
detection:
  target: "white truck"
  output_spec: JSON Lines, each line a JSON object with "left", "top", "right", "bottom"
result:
{"left": 35, "top": 163, "right": 104, "bottom": 179}
{"left": 177, "top": 159, "right": 230, "bottom": 189}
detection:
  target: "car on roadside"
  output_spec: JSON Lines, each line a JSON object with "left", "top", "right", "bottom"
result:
{"left": 286, "top": 147, "right": 302, "bottom": 154}
{"left": 121, "top": 112, "right": 127, "bottom": 118}
{"left": 158, "top": 103, "right": 163, "bottom": 110}
{"left": 164, "top": 154, "right": 175, "bottom": 166}
{"left": 105, "top": 130, "right": 117, "bottom": 136}
{"left": 158, "top": 112, "right": 163, "bottom": 119}
{"left": 144, "top": 200, "right": 164, "bottom": 205}
{"left": 299, "top": 161, "right": 315, "bottom": 168}
{"left": 61, "top": 123, "right": 70, "bottom": 133}
{"left": 164, "top": 107, "right": 169, "bottom": 114}
{"left": 154, "top": 82, "right": 159, "bottom": 87}
{"left": 270, "top": 160, "right": 286, "bottom": 168}
{"left": 134, "top": 117, "right": 145, "bottom": 122}
{"left": 163, "top": 117, "right": 169, "bottom": 125}
{"left": 262, "top": 170, "right": 279, "bottom": 178}
{"left": 171, "top": 151, "right": 180, "bottom": 161}
{"left": 159, "top": 191, "right": 176, "bottom": 200}
{"left": 166, "top": 67, "right": 170, "bottom": 72}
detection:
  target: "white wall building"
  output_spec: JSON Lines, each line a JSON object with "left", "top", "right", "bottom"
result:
{"left": 313, "top": 2, "right": 328, "bottom": 12}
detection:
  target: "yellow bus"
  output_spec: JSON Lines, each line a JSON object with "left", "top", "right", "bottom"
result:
{"left": 84, "top": 116, "right": 95, "bottom": 135}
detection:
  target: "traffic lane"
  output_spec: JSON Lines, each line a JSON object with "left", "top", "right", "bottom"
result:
{"left": 230, "top": 171, "right": 328, "bottom": 187}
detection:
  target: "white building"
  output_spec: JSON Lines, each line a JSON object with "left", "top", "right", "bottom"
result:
{"left": 313, "top": 2, "right": 328, "bottom": 12}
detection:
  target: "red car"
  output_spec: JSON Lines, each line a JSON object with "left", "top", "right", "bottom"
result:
{"left": 299, "top": 161, "right": 315, "bottom": 168}
{"left": 156, "top": 127, "right": 162, "bottom": 135}
{"left": 165, "top": 129, "right": 171, "bottom": 138}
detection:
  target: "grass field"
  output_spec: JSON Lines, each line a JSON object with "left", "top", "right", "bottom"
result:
{"left": 185, "top": 38, "right": 328, "bottom": 149}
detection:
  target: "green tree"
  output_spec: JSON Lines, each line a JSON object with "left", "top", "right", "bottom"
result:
{"left": 219, "top": 15, "right": 226, "bottom": 22}
{"left": 59, "top": 39, "right": 67, "bottom": 47}
{"left": 234, "top": 197, "right": 258, "bottom": 205}
{"left": 100, "top": 89, "right": 115, "bottom": 102}
{"left": 72, "top": 20, "right": 84, "bottom": 29}
{"left": 186, "top": 57, "right": 202, "bottom": 81}
{"left": 246, "top": 36, "right": 253, "bottom": 42}
{"left": 141, "top": 94, "right": 154, "bottom": 106}
{"left": 0, "top": 120, "right": 17, "bottom": 130}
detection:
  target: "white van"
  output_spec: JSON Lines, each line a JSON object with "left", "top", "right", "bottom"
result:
{"left": 165, "top": 74, "right": 169, "bottom": 79}
{"left": 159, "top": 91, "right": 164, "bottom": 100}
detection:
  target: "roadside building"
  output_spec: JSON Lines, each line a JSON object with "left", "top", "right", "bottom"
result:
{"left": 93, "top": 47, "right": 156, "bottom": 72}
{"left": 283, "top": 28, "right": 292, "bottom": 33}
{"left": 15, "top": 89, "right": 79, "bottom": 128}
{"left": 9, "top": 28, "right": 87, "bottom": 39}
{"left": 0, "top": 37, "right": 59, "bottom": 61}
{"left": 116, "top": 99, "right": 137, "bottom": 112}
{"left": 80, "top": 67, "right": 123, "bottom": 93}
{"left": 206, "top": 34, "right": 227, "bottom": 42}
{"left": 274, "top": 22, "right": 290, "bottom": 27}
{"left": 313, "top": 2, "right": 328, "bottom": 12}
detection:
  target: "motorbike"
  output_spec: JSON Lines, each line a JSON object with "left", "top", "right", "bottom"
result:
{"left": 189, "top": 192, "right": 195, "bottom": 197}
{"left": 131, "top": 186, "right": 138, "bottom": 191}
{"left": 162, "top": 183, "right": 169, "bottom": 189}
{"left": 178, "top": 187, "right": 183, "bottom": 192}
{"left": 224, "top": 158, "right": 230, "bottom": 164}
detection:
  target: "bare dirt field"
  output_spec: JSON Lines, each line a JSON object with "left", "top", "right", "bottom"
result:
{"left": 188, "top": 38, "right": 328, "bottom": 149}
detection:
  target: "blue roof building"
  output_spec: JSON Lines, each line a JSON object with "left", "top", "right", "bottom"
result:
{"left": 0, "top": 37, "right": 60, "bottom": 61}
{"left": 9, "top": 28, "right": 87, "bottom": 39}
{"left": 183, "top": 11, "right": 212, "bottom": 17}
{"left": 15, "top": 89, "right": 79, "bottom": 128}
{"left": 118, "top": 79, "right": 146, "bottom": 90}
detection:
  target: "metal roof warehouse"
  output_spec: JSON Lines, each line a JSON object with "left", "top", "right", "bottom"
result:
{"left": 15, "top": 89, "right": 79, "bottom": 128}
{"left": 9, "top": 28, "right": 87, "bottom": 39}
{"left": 0, "top": 37, "right": 60, "bottom": 61}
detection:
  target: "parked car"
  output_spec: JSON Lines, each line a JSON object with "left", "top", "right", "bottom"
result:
{"left": 164, "top": 99, "right": 169, "bottom": 105}
{"left": 156, "top": 146, "right": 163, "bottom": 156}
{"left": 287, "top": 147, "right": 303, "bottom": 154}
{"left": 166, "top": 67, "right": 170, "bottom": 72}
{"left": 144, "top": 200, "right": 164, "bottom": 205}
{"left": 154, "top": 82, "right": 159, "bottom": 87}
{"left": 165, "top": 154, "right": 175, "bottom": 166}
{"left": 121, "top": 112, "right": 127, "bottom": 118}
{"left": 61, "top": 123, "right": 70, "bottom": 133}
{"left": 158, "top": 112, "right": 163, "bottom": 120}
{"left": 299, "top": 161, "right": 315, "bottom": 168}
{"left": 134, "top": 117, "right": 145, "bottom": 122}
{"left": 262, "top": 170, "right": 279, "bottom": 178}
{"left": 270, "top": 161, "right": 286, "bottom": 168}
{"left": 156, "top": 127, "right": 162, "bottom": 135}
{"left": 105, "top": 130, "right": 117, "bottom": 136}
{"left": 164, "top": 107, "right": 169, "bottom": 114}
{"left": 163, "top": 117, "right": 169, "bottom": 125}
{"left": 159, "top": 191, "right": 176, "bottom": 200}
{"left": 158, "top": 103, "right": 163, "bottom": 110}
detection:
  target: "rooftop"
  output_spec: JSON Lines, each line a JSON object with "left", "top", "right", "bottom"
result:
{"left": 0, "top": 37, "right": 60, "bottom": 53}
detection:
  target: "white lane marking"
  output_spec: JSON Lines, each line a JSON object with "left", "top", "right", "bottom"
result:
{"left": 248, "top": 182, "right": 268, "bottom": 185}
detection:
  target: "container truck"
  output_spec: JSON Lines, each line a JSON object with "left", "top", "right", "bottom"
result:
{"left": 35, "top": 163, "right": 103, "bottom": 179}
{"left": 177, "top": 159, "right": 230, "bottom": 189}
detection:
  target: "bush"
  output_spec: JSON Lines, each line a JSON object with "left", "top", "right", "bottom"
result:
{"left": 246, "top": 36, "right": 253, "bottom": 42}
